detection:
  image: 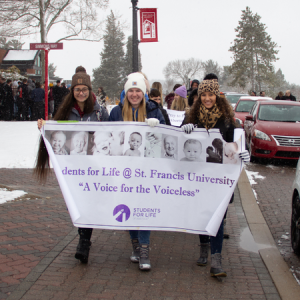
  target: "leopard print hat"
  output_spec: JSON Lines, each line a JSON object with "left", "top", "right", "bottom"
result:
{"left": 198, "top": 79, "right": 220, "bottom": 97}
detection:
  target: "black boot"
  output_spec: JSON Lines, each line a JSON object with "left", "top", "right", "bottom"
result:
{"left": 75, "top": 239, "right": 92, "bottom": 263}
{"left": 139, "top": 244, "right": 151, "bottom": 270}
{"left": 130, "top": 239, "right": 140, "bottom": 263}
{"left": 197, "top": 243, "right": 209, "bottom": 266}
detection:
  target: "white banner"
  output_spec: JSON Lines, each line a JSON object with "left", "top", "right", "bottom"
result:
{"left": 42, "top": 121, "right": 244, "bottom": 236}
{"left": 166, "top": 109, "right": 186, "bottom": 127}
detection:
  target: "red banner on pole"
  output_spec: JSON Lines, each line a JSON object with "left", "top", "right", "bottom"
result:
{"left": 139, "top": 8, "right": 158, "bottom": 43}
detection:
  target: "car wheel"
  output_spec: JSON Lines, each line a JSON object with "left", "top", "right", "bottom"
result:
{"left": 291, "top": 193, "right": 300, "bottom": 255}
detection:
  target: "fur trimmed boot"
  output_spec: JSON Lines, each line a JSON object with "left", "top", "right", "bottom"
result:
{"left": 197, "top": 243, "right": 209, "bottom": 266}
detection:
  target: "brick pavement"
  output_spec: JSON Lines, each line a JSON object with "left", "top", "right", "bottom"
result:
{"left": 0, "top": 169, "right": 280, "bottom": 299}
{"left": 245, "top": 161, "right": 300, "bottom": 284}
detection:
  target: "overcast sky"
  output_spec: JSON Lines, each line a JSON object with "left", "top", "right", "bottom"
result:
{"left": 23, "top": 0, "right": 300, "bottom": 87}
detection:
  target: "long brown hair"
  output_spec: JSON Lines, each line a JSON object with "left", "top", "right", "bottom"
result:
{"left": 122, "top": 95, "right": 147, "bottom": 122}
{"left": 34, "top": 88, "right": 94, "bottom": 181}
{"left": 187, "top": 95, "right": 235, "bottom": 126}
{"left": 171, "top": 96, "right": 188, "bottom": 111}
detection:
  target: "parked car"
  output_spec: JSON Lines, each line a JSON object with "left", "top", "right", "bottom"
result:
{"left": 244, "top": 100, "right": 300, "bottom": 161}
{"left": 291, "top": 160, "right": 300, "bottom": 254}
{"left": 234, "top": 96, "right": 273, "bottom": 128}
{"left": 223, "top": 92, "right": 249, "bottom": 108}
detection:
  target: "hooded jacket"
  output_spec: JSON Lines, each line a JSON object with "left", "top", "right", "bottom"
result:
{"left": 68, "top": 101, "right": 109, "bottom": 122}
{"left": 109, "top": 100, "right": 166, "bottom": 124}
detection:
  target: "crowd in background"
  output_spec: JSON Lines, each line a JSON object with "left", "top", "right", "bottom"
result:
{"left": 0, "top": 74, "right": 297, "bottom": 122}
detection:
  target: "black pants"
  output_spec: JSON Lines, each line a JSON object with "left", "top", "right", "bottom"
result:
{"left": 78, "top": 228, "right": 93, "bottom": 240}
{"left": 17, "top": 99, "right": 28, "bottom": 121}
{"left": 32, "top": 102, "right": 45, "bottom": 121}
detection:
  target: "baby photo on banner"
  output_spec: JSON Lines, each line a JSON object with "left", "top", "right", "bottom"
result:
{"left": 42, "top": 121, "right": 245, "bottom": 236}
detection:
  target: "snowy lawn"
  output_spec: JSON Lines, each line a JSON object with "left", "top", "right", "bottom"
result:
{"left": 0, "top": 121, "right": 41, "bottom": 168}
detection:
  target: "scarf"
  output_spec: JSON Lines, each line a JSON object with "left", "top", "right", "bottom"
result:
{"left": 74, "top": 102, "right": 84, "bottom": 118}
{"left": 199, "top": 104, "right": 222, "bottom": 130}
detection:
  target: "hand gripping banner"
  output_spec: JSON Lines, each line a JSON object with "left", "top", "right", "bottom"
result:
{"left": 41, "top": 121, "right": 245, "bottom": 236}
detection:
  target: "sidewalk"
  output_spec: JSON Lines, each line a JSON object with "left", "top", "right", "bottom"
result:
{"left": 0, "top": 168, "right": 289, "bottom": 299}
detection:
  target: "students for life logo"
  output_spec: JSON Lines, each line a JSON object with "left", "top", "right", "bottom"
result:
{"left": 113, "top": 205, "right": 131, "bottom": 222}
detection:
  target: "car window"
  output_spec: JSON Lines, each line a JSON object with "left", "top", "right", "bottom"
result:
{"left": 226, "top": 94, "right": 247, "bottom": 104}
{"left": 235, "top": 101, "right": 255, "bottom": 112}
{"left": 258, "top": 105, "right": 300, "bottom": 122}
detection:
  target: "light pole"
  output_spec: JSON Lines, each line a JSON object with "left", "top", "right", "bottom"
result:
{"left": 131, "top": 0, "right": 139, "bottom": 72}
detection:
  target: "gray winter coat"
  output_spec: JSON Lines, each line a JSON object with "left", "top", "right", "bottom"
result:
{"left": 68, "top": 101, "right": 109, "bottom": 121}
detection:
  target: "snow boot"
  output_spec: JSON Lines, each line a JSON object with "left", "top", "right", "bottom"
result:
{"left": 130, "top": 239, "right": 140, "bottom": 263}
{"left": 75, "top": 239, "right": 91, "bottom": 264}
{"left": 139, "top": 244, "right": 151, "bottom": 270}
{"left": 210, "top": 253, "right": 227, "bottom": 277}
{"left": 197, "top": 243, "right": 209, "bottom": 266}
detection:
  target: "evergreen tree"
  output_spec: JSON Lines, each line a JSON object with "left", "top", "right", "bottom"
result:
{"left": 229, "top": 7, "right": 279, "bottom": 91}
{"left": 124, "top": 36, "right": 142, "bottom": 76}
{"left": 93, "top": 11, "right": 125, "bottom": 100}
{"left": 48, "top": 63, "right": 57, "bottom": 78}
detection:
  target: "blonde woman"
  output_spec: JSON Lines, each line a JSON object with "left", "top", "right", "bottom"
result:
{"left": 170, "top": 85, "right": 188, "bottom": 111}
{"left": 109, "top": 72, "right": 165, "bottom": 271}
{"left": 151, "top": 81, "right": 163, "bottom": 99}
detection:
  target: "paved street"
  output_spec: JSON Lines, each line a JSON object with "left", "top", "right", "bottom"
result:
{"left": 0, "top": 164, "right": 298, "bottom": 299}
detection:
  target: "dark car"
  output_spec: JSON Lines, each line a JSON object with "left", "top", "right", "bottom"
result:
{"left": 244, "top": 100, "right": 300, "bottom": 161}
{"left": 234, "top": 96, "right": 273, "bottom": 128}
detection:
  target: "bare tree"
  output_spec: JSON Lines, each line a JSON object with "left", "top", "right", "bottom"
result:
{"left": 0, "top": 0, "right": 109, "bottom": 80}
{"left": 163, "top": 58, "right": 203, "bottom": 87}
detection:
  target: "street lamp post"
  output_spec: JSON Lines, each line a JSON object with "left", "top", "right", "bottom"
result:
{"left": 131, "top": 0, "right": 139, "bottom": 72}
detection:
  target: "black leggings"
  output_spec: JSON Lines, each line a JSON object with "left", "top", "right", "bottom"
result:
{"left": 78, "top": 228, "right": 93, "bottom": 240}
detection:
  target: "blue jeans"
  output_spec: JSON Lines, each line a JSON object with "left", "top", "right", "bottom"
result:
{"left": 129, "top": 230, "right": 151, "bottom": 245}
{"left": 199, "top": 220, "right": 224, "bottom": 254}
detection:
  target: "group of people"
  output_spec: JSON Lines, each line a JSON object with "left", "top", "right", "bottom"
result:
{"left": 0, "top": 77, "right": 71, "bottom": 121}
{"left": 35, "top": 67, "right": 249, "bottom": 278}
{"left": 250, "top": 89, "right": 297, "bottom": 101}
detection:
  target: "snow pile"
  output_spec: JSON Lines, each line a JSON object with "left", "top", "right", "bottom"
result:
{"left": 0, "top": 122, "right": 41, "bottom": 168}
{"left": 0, "top": 188, "right": 27, "bottom": 204}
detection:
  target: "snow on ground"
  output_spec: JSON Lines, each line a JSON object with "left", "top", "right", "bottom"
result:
{"left": 0, "top": 188, "right": 27, "bottom": 204}
{"left": 245, "top": 169, "right": 265, "bottom": 185}
{"left": 0, "top": 122, "right": 41, "bottom": 168}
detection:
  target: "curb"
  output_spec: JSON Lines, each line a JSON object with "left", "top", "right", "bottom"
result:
{"left": 238, "top": 168, "right": 300, "bottom": 299}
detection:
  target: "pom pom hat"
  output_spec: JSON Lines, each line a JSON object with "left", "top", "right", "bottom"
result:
{"left": 175, "top": 85, "right": 187, "bottom": 98}
{"left": 71, "top": 66, "right": 92, "bottom": 89}
{"left": 124, "top": 72, "right": 147, "bottom": 95}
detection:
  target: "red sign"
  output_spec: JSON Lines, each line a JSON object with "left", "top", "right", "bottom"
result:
{"left": 30, "top": 43, "right": 63, "bottom": 50}
{"left": 139, "top": 8, "right": 158, "bottom": 43}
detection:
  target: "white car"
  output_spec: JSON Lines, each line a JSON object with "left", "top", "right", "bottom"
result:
{"left": 223, "top": 92, "right": 249, "bottom": 108}
{"left": 291, "top": 160, "right": 300, "bottom": 254}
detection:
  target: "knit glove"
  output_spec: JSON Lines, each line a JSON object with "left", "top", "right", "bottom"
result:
{"left": 239, "top": 150, "right": 250, "bottom": 163}
{"left": 181, "top": 123, "right": 194, "bottom": 134}
{"left": 145, "top": 118, "right": 159, "bottom": 127}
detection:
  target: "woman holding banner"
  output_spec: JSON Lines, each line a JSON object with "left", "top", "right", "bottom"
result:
{"left": 35, "top": 66, "right": 109, "bottom": 264}
{"left": 109, "top": 72, "right": 165, "bottom": 271}
{"left": 182, "top": 73, "right": 249, "bottom": 278}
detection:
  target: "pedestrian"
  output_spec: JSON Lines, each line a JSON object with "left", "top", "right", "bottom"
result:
{"left": 187, "top": 79, "right": 200, "bottom": 97}
{"left": 5, "top": 79, "right": 14, "bottom": 121}
{"left": 275, "top": 91, "right": 285, "bottom": 100}
{"left": 181, "top": 73, "right": 250, "bottom": 278}
{"left": 187, "top": 88, "right": 198, "bottom": 113}
{"left": 260, "top": 91, "right": 265, "bottom": 97}
{"left": 0, "top": 77, "right": 14, "bottom": 121}
{"left": 165, "top": 83, "right": 181, "bottom": 109}
{"left": 30, "top": 82, "right": 45, "bottom": 120}
{"left": 151, "top": 81, "right": 163, "bottom": 100}
{"left": 27, "top": 79, "right": 35, "bottom": 120}
{"left": 285, "top": 90, "right": 296, "bottom": 101}
{"left": 17, "top": 78, "right": 30, "bottom": 121}
{"left": 12, "top": 81, "right": 19, "bottom": 119}
{"left": 251, "top": 91, "right": 256, "bottom": 96}
{"left": 35, "top": 66, "right": 109, "bottom": 264}
{"left": 96, "top": 87, "right": 106, "bottom": 107}
{"left": 149, "top": 88, "right": 171, "bottom": 125}
{"left": 52, "top": 80, "right": 65, "bottom": 116}
{"left": 48, "top": 83, "right": 54, "bottom": 118}
{"left": 61, "top": 82, "right": 70, "bottom": 98}
{"left": 170, "top": 85, "right": 188, "bottom": 111}
{"left": 109, "top": 72, "right": 166, "bottom": 271}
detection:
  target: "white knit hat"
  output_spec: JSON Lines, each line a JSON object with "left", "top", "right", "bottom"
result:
{"left": 124, "top": 72, "right": 146, "bottom": 95}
